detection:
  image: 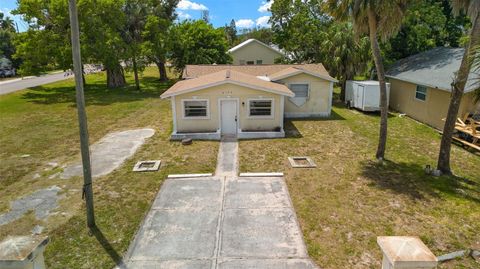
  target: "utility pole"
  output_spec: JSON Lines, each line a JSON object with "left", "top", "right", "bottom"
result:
{"left": 68, "top": 0, "right": 95, "bottom": 228}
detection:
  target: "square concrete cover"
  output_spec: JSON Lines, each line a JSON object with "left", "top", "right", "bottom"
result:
{"left": 221, "top": 208, "right": 307, "bottom": 258}
{"left": 130, "top": 209, "right": 219, "bottom": 260}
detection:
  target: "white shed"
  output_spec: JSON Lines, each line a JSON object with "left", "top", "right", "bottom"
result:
{"left": 346, "top": 80, "right": 390, "bottom": 112}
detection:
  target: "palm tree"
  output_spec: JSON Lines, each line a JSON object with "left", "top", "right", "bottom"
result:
{"left": 321, "top": 22, "right": 370, "bottom": 101}
{"left": 327, "top": 0, "right": 410, "bottom": 160}
{"left": 0, "top": 12, "right": 16, "bottom": 32}
{"left": 437, "top": 0, "right": 480, "bottom": 174}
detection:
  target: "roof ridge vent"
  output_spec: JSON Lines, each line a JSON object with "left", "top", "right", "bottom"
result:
{"left": 226, "top": 69, "right": 230, "bottom": 79}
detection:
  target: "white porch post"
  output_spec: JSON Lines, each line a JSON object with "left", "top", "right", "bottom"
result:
{"left": 328, "top": 81, "right": 333, "bottom": 117}
{"left": 280, "top": 95, "right": 285, "bottom": 131}
{"left": 171, "top": 96, "right": 177, "bottom": 134}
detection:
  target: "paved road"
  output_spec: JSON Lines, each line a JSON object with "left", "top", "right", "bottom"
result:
{"left": 119, "top": 139, "right": 318, "bottom": 269}
{"left": 0, "top": 72, "right": 73, "bottom": 95}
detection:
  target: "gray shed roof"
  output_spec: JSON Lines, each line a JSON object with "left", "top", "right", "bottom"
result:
{"left": 386, "top": 47, "right": 479, "bottom": 93}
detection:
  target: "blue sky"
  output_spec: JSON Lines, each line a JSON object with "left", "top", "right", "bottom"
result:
{"left": 1, "top": 0, "right": 273, "bottom": 32}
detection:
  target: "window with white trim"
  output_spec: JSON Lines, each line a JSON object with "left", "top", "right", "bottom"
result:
{"left": 183, "top": 100, "right": 208, "bottom": 118}
{"left": 256, "top": 60, "right": 263, "bottom": 65}
{"left": 415, "top": 85, "right": 427, "bottom": 101}
{"left": 249, "top": 100, "right": 273, "bottom": 117}
{"left": 289, "top": 83, "right": 309, "bottom": 98}
{"left": 246, "top": 61, "right": 255, "bottom": 65}
{"left": 239, "top": 60, "right": 246, "bottom": 65}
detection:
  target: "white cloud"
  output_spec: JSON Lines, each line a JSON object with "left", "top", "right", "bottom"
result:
{"left": 236, "top": 19, "right": 255, "bottom": 28}
{"left": 178, "top": 0, "right": 208, "bottom": 11}
{"left": 177, "top": 11, "right": 192, "bottom": 20}
{"left": 258, "top": 1, "right": 273, "bottom": 13}
{"left": 256, "top": 16, "right": 270, "bottom": 28}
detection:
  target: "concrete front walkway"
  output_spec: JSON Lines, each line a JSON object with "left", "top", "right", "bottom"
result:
{"left": 120, "top": 139, "right": 317, "bottom": 269}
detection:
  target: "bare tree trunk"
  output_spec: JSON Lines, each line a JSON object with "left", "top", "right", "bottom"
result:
{"left": 368, "top": 8, "right": 388, "bottom": 160}
{"left": 437, "top": 14, "right": 480, "bottom": 174}
{"left": 340, "top": 78, "right": 347, "bottom": 102}
{"left": 132, "top": 54, "right": 140, "bottom": 91}
{"left": 106, "top": 64, "right": 126, "bottom": 88}
{"left": 156, "top": 61, "right": 168, "bottom": 82}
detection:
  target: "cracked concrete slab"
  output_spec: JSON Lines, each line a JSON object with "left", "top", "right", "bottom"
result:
{"left": 121, "top": 175, "right": 318, "bottom": 268}
{"left": 61, "top": 128, "right": 154, "bottom": 179}
{"left": 0, "top": 186, "right": 61, "bottom": 226}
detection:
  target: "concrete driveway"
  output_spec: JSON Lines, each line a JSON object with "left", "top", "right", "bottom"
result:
{"left": 120, "top": 138, "right": 317, "bottom": 268}
{"left": 121, "top": 176, "right": 317, "bottom": 269}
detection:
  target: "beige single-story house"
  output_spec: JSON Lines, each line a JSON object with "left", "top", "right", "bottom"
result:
{"left": 160, "top": 64, "right": 337, "bottom": 140}
{"left": 228, "top": 39, "right": 284, "bottom": 65}
{"left": 387, "top": 47, "right": 479, "bottom": 130}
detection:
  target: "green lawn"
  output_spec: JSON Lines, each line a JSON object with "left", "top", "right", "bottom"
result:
{"left": 1, "top": 73, "right": 478, "bottom": 268}
{"left": 239, "top": 92, "right": 480, "bottom": 268}
{"left": 0, "top": 67, "right": 219, "bottom": 268}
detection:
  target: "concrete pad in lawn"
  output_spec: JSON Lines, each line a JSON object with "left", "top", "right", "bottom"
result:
{"left": 61, "top": 128, "right": 154, "bottom": 179}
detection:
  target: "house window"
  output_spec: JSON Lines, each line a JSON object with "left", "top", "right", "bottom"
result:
{"left": 415, "top": 85, "right": 427, "bottom": 101}
{"left": 256, "top": 60, "right": 263, "bottom": 65}
{"left": 289, "top": 83, "right": 309, "bottom": 98}
{"left": 249, "top": 99, "right": 273, "bottom": 117}
{"left": 246, "top": 61, "right": 255, "bottom": 65}
{"left": 183, "top": 100, "right": 209, "bottom": 118}
{"left": 239, "top": 60, "right": 246, "bottom": 65}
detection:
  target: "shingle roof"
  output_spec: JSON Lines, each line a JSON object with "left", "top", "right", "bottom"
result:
{"left": 227, "top": 39, "right": 284, "bottom": 55}
{"left": 161, "top": 69, "right": 294, "bottom": 98}
{"left": 182, "top": 63, "right": 337, "bottom": 82}
{"left": 386, "top": 47, "right": 479, "bottom": 93}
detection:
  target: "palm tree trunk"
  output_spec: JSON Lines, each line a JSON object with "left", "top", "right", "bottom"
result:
{"left": 437, "top": 13, "right": 480, "bottom": 174}
{"left": 368, "top": 8, "right": 388, "bottom": 160}
{"left": 132, "top": 54, "right": 140, "bottom": 91}
{"left": 156, "top": 61, "right": 168, "bottom": 82}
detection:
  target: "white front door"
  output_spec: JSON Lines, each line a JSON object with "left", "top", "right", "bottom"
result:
{"left": 220, "top": 100, "right": 237, "bottom": 136}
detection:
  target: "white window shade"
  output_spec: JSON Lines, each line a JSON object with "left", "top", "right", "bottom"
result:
{"left": 184, "top": 100, "right": 208, "bottom": 117}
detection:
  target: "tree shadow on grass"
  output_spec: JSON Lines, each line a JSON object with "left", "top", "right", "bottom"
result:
{"left": 361, "top": 160, "right": 480, "bottom": 203}
{"left": 20, "top": 76, "right": 174, "bottom": 106}
{"left": 90, "top": 225, "right": 126, "bottom": 268}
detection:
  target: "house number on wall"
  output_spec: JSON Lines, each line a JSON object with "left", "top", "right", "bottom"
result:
{"left": 222, "top": 90, "right": 233, "bottom": 95}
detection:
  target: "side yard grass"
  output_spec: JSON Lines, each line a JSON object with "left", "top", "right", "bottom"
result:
{"left": 240, "top": 96, "right": 479, "bottom": 268}
{"left": 0, "top": 67, "right": 219, "bottom": 268}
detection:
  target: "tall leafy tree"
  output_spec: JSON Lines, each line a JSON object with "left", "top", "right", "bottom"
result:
{"left": 270, "top": 0, "right": 330, "bottom": 63}
{"left": 327, "top": 0, "right": 410, "bottom": 160}
{"left": 437, "top": 0, "right": 480, "bottom": 174}
{"left": 0, "top": 12, "right": 17, "bottom": 68}
{"left": 123, "top": 0, "right": 149, "bottom": 90}
{"left": 170, "top": 20, "right": 231, "bottom": 73}
{"left": 224, "top": 19, "right": 237, "bottom": 46}
{"left": 141, "top": 0, "right": 179, "bottom": 81}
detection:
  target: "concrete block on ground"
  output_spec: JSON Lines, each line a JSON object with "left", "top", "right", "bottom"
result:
{"left": 377, "top": 236, "right": 438, "bottom": 269}
{"left": 0, "top": 236, "right": 49, "bottom": 269}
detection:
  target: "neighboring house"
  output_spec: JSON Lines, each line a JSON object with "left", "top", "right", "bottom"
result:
{"left": 386, "top": 47, "right": 479, "bottom": 130}
{"left": 228, "top": 39, "right": 284, "bottom": 65}
{"left": 160, "top": 64, "right": 337, "bottom": 140}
